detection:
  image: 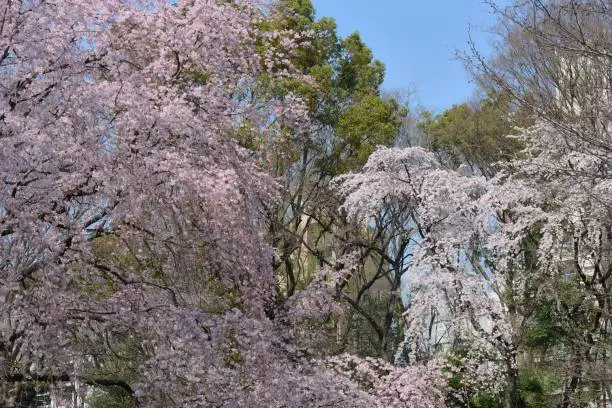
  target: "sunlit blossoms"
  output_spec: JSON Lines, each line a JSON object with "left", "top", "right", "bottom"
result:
{"left": 2, "top": 0, "right": 610, "bottom": 407}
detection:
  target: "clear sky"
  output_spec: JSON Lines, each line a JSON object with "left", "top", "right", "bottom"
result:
{"left": 312, "top": 0, "right": 508, "bottom": 112}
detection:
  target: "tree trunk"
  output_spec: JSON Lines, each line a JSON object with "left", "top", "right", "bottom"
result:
{"left": 505, "top": 358, "right": 520, "bottom": 408}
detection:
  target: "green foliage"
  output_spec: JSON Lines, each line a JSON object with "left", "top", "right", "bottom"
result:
{"left": 522, "top": 301, "right": 567, "bottom": 350}
{"left": 224, "top": 327, "right": 244, "bottom": 367}
{"left": 252, "top": 2, "right": 409, "bottom": 363}
{"left": 91, "top": 233, "right": 243, "bottom": 314}
{"left": 418, "top": 90, "right": 530, "bottom": 175}
{"left": 183, "top": 69, "right": 211, "bottom": 86}
{"left": 87, "top": 387, "right": 136, "bottom": 408}
{"left": 444, "top": 348, "right": 505, "bottom": 408}
{"left": 258, "top": 0, "right": 405, "bottom": 174}
{"left": 334, "top": 95, "right": 403, "bottom": 172}
{"left": 80, "top": 331, "right": 143, "bottom": 408}
{"left": 14, "top": 383, "right": 50, "bottom": 408}
{"left": 337, "top": 33, "right": 385, "bottom": 95}
{"left": 90, "top": 234, "right": 164, "bottom": 279}
{"left": 444, "top": 362, "right": 560, "bottom": 408}
{"left": 468, "top": 392, "right": 505, "bottom": 408}
{"left": 516, "top": 366, "right": 562, "bottom": 408}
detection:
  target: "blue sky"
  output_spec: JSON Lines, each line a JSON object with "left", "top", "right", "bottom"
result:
{"left": 312, "top": 1, "right": 508, "bottom": 112}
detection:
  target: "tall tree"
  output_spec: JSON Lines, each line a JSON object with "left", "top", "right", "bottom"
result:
{"left": 467, "top": 1, "right": 612, "bottom": 405}
{"left": 248, "top": 0, "right": 411, "bottom": 361}
{"left": 0, "top": 1, "right": 445, "bottom": 406}
{"left": 418, "top": 90, "right": 529, "bottom": 177}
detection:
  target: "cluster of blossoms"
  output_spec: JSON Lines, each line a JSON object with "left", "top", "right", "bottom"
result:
{"left": 0, "top": 1, "right": 452, "bottom": 406}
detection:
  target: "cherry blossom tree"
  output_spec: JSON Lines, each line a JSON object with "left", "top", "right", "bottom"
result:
{"left": 336, "top": 115, "right": 612, "bottom": 406}
{"left": 335, "top": 147, "right": 509, "bottom": 402}
{"left": 486, "top": 121, "right": 612, "bottom": 407}
{"left": 0, "top": 1, "right": 454, "bottom": 407}
{"left": 469, "top": 1, "right": 612, "bottom": 403}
